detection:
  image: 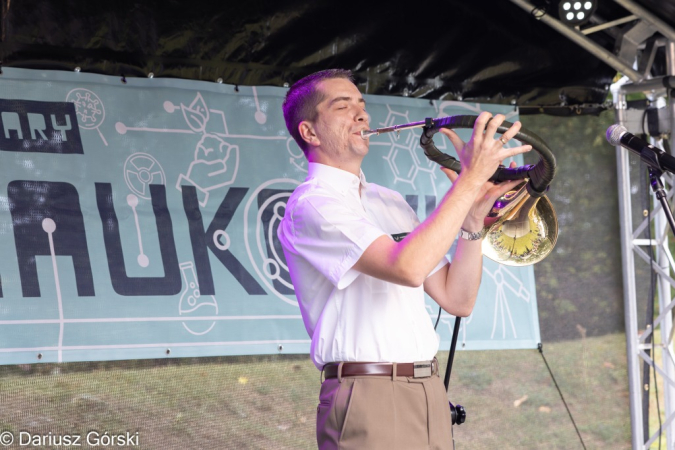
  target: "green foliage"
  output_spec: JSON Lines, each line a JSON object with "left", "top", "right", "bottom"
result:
{"left": 520, "top": 112, "right": 626, "bottom": 340}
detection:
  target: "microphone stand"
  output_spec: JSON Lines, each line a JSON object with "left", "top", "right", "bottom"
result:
{"left": 444, "top": 316, "right": 465, "bottom": 450}
{"left": 648, "top": 167, "right": 675, "bottom": 247}
{"left": 645, "top": 163, "right": 675, "bottom": 237}
{"left": 444, "top": 317, "right": 461, "bottom": 390}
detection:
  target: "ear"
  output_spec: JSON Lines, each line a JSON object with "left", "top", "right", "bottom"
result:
{"left": 298, "top": 121, "right": 320, "bottom": 148}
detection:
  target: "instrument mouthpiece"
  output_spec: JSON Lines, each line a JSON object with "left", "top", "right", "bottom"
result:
{"left": 360, "top": 130, "right": 376, "bottom": 139}
{"left": 606, "top": 124, "right": 627, "bottom": 146}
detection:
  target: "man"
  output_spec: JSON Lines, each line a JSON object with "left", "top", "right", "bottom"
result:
{"left": 277, "top": 69, "right": 530, "bottom": 449}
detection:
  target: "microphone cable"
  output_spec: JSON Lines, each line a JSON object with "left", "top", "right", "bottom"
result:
{"left": 538, "top": 343, "right": 587, "bottom": 449}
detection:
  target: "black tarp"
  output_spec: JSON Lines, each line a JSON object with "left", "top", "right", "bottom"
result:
{"left": 0, "top": 0, "right": 673, "bottom": 113}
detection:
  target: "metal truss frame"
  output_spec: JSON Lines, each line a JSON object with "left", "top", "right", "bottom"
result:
{"left": 509, "top": 0, "right": 675, "bottom": 447}
{"left": 614, "top": 61, "right": 675, "bottom": 448}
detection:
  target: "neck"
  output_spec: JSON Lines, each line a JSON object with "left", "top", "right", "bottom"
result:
{"left": 307, "top": 151, "right": 362, "bottom": 178}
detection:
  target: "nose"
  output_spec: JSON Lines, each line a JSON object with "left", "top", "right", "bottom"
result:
{"left": 355, "top": 107, "right": 368, "bottom": 124}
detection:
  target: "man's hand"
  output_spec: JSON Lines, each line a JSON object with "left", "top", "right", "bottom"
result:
{"left": 353, "top": 112, "right": 532, "bottom": 294}
{"left": 441, "top": 161, "right": 522, "bottom": 231}
{"left": 438, "top": 111, "right": 531, "bottom": 230}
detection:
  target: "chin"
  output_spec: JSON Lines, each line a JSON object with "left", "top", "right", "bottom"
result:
{"left": 350, "top": 139, "right": 369, "bottom": 154}
{"left": 354, "top": 145, "right": 369, "bottom": 157}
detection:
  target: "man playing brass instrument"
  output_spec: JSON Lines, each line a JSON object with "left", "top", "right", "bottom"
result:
{"left": 277, "top": 69, "right": 531, "bottom": 449}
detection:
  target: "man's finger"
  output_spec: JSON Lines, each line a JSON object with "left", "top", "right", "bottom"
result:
{"left": 485, "top": 114, "right": 505, "bottom": 139}
{"left": 439, "top": 128, "right": 465, "bottom": 152}
{"left": 440, "top": 166, "right": 458, "bottom": 183}
{"left": 471, "top": 111, "right": 492, "bottom": 144}
{"left": 497, "top": 159, "right": 519, "bottom": 169}
{"left": 497, "top": 120, "right": 523, "bottom": 144}
{"left": 499, "top": 144, "right": 532, "bottom": 159}
{"left": 489, "top": 179, "right": 523, "bottom": 201}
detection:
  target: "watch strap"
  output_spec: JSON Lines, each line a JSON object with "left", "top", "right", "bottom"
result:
{"left": 459, "top": 227, "right": 484, "bottom": 241}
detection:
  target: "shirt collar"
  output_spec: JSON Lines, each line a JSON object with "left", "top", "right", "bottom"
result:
{"left": 307, "top": 162, "right": 367, "bottom": 195}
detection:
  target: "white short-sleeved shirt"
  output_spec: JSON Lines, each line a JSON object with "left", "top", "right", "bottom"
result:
{"left": 278, "top": 163, "right": 448, "bottom": 369}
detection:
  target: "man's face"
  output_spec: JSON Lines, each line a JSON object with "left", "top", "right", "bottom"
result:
{"left": 309, "top": 78, "right": 370, "bottom": 162}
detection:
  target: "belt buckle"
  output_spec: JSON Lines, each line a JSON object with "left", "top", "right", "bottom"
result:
{"left": 413, "top": 361, "right": 432, "bottom": 378}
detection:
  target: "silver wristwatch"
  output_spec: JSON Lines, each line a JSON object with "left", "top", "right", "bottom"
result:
{"left": 459, "top": 227, "right": 484, "bottom": 241}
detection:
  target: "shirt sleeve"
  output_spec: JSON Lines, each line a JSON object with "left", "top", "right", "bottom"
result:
{"left": 285, "top": 194, "right": 387, "bottom": 289}
{"left": 429, "top": 256, "right": 450, "bottom": 277}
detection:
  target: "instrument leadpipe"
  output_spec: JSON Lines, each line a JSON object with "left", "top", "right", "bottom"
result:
{"left": 362, "top": 116, "right": 555, "bottom": 196}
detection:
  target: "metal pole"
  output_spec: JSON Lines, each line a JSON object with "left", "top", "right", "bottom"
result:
{"left": 618, "top": 76, "right": 675, "bottom": 94}
{"left": 615, "top": 89, "right": 644, "bottom": 449}
{"left": 613, "top": 84, "right": 644, "bottom": 449}
{"left": 662, "top": 37, "right": 675, "bottom": 450}
{"left": 668, "top": 42, "right": 675, "bottom": 157}
{"left": 612, "top": 0, "right": 675, "bottom": 43}
{"left": 509, "top": 0, "right": 643, "bottom": 82}
{"left": 652, "top": 137, "right": 675, "bottom": 450}
{"left": 582, "top": 15, "right": 638, "bottom": 36}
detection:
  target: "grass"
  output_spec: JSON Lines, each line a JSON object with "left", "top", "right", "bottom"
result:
{"left": 0, "top": 334, "right": 633, "bottom": 449}
{"left": 645, "top": 329, "right": 671, "bottom": 449}
{"left": 448, "top": 333, "right": 631, "bottom": 449}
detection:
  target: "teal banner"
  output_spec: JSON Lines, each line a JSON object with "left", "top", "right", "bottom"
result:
{"left": 0, "top": 68, "right": 540, "bottom": 364}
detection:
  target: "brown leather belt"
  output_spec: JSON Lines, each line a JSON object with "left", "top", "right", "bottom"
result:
{"left": 323, "top": 359, "right": 437, "bottom": 379}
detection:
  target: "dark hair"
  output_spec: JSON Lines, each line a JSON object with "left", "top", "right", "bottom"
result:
{"left": 282, "top": 69, "right": 354, "bottom": 154}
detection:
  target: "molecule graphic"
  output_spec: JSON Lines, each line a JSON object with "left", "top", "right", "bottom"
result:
{"left": 380, "top": 105, "right": 440, "bottom": 194}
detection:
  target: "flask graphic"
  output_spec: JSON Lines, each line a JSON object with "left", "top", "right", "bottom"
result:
{"left": 179, "top": 261, "right": 218, "bottom": 335}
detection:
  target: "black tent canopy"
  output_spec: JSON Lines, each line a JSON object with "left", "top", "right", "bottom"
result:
{"left": 1, "top": 0, "right": 674, "bottom": 113}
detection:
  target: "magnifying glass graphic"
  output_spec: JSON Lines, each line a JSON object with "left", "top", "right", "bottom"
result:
{"left": 66, "top": 88, "right": 108, "bottom": 146}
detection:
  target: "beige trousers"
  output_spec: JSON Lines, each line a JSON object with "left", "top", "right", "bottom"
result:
{"left": 316, "top": 368, "right": 453, "bottom": 450}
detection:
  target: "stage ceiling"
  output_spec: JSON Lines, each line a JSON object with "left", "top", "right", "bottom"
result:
{"left": 1, "top": 0, "right": 674, "bottom": 114}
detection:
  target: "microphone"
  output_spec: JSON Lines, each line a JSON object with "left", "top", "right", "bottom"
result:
{"left": 606, "top": 124, "right": 675, "bottom": 174}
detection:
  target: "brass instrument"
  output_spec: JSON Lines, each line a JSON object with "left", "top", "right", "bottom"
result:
{"left": 361, "top": 115, "right": 558, "bottom": 266}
